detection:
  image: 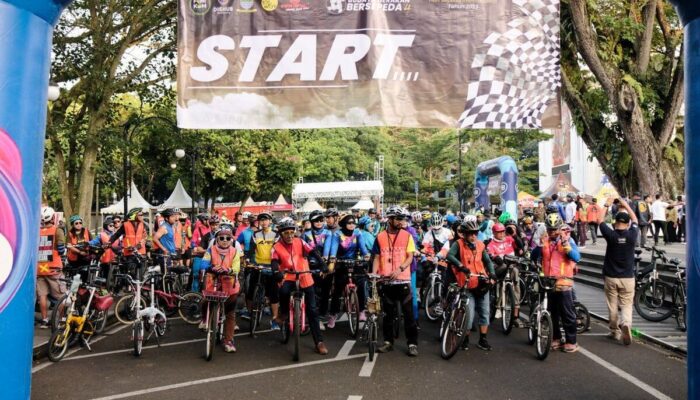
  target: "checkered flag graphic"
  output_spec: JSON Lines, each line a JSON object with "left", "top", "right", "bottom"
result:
{"left": 458, "top": 0, "right": 560, "bottom": 129}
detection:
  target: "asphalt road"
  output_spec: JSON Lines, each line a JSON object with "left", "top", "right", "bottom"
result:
{"left": 32, "top": 309, "right": 686, "bottom": 400}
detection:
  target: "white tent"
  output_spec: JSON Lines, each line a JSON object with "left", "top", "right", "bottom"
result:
{"left": 292, "top": 180, "right": 383, "bottom": 201}
{"left": 349, "top": 197, "right": 374, "bottom": 210}
{"left": 297, "top": 199, "right": 324, "bottom": 213}
{"left": 157, "top": 179, "right": 193, "bottom": 210}
{"left": 274, "top": 194, "right": 289, "bottom": 206}
{"left": 100, "top": 182, "right": 153, "bottom": 214}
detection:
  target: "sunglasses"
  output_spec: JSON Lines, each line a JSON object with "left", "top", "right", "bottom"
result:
{"left": 393, "top": 216, "right": 406, "bottom": 221}
{"left": 346, "top": 221, "right": 356, "bottom": 225}
{"left": 108, "top": 224, "right": 115, "bottom": 228}
{"left": 74, "top": 222, "right": 83, "bottom": 225}
{"left": 465, "top": 231, "right": 478, "bottom": 235}
{"left": 281, "top": 230, "right": 295, "bottom": 235}
{"left": 217, "top": 236, "right": 232, "bottom": 241}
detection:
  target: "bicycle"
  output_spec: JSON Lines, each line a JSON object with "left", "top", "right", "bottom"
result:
{"left": 525, "top": 271, "right": 556, "bottom": 360}
{"left": 335, "top": 258, "right": 364, "bottom": 338}
{"left": 439, "top": 280, "right": 474, "bottom": 360}
{"left": 280, "top": 270, "right": 315, "bottom": 362}
{"left": 119, "top": 266, "right": 168, "bottom": 357}
{"left": 491, "top": 255, "right": 519, "bottom": 335}
{"left": 155, "top": 253, "right": 188, "bottom": 296}
{"left": 48, "top": 276, "right": 113, "bottom": 362}
{"left": 360, "top": 273, "right": 385, "bottom": 362}
{"left": 634, "top": 246, "right": 683, "bottom": 323}
{"left": 243, "top": 264, "right": 272, "bottom": 337}
{"left": 421, "top": 257, "right": 447, "bottom": 322}
{"left": 202, "top": 270, "right": 234, "bottom": 361}
{"left": 50, "top": 264, "right": 107, "bottom": 333}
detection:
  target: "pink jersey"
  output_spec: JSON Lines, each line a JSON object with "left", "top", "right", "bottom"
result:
{"left": 487, "top": 236, "right": 515, "bottom": 257}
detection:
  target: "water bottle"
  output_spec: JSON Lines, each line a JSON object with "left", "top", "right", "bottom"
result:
{"left": 70, "top": 274, "right": 81, "bottom": 294}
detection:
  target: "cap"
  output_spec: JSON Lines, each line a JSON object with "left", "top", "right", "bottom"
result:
{"left": 614, "top": 212, "right": 631, "bottom": 223}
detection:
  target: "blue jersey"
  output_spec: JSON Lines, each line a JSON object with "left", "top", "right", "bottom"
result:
{"left": 158, "top": 222, "right": 176, "bottom": 254}
{"left": 303, "top": 227, "right": 330, "bottom": 266}
{"left": 329, "top": 229, "right": 368, "bottom": 259}
{"left": 236, "top": 227, "right": 255, "bottom": 255}
{"left": 360, "top": 230, "right": 375, "bottom": 255}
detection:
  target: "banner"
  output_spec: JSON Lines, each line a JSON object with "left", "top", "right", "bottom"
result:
{"left": 178, "top": 0, "right": 561, "bottom": 129}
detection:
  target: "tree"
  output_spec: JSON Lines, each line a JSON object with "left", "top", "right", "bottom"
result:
{"left": 561, "top": 0, "right": 684, "bottom": 196}
{"left": 47, "top": 0, "right": 176, "bottom": 224}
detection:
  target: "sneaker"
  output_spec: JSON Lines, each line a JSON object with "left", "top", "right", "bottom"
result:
{"left": 359, "top": 311, "right": 367, "bottom": 322}
{"left": 621, "top": 325, "right": 632, "bottom": 346}
{"left": 319, "top": 322, "right": 326, "bottom": 331}
{"left": 39, "top": 319, "right": 50, "bottom": 329}
{"left": 224, "top": 340, "right": 237, "bottom": 353}
{"left": 513, "top": 318, "right": 525, "bottom": 328}
{"left": 460, "top": 335, "right": 470, "bottom": 350}
{"left": 551, "top": 341, "right": 563, "bottom": 351}
{"left": 234, "top": 324, "right": 240, "bottom": 332}
{"left": 198, "top": 320, "right": 207, "bottom": 330}
{"left": 326, "top": 314, "right": 337, "bottom": 329}
{"left": 263, "top": 306, "right": 272, "bottom": 316}
{"left": 316, "top": 342, "right": 329, "bottom": 355}
{"left": 563, "top": 343, "right": 579, "bottom": 353}
{"left": 477, "top": 338, "right": 492, "bottom": 351}
{"left": 270, "top": 320, "right": 281, "bottom": 331}
{"left": 377, "top": 341, "right": 393, "bottom": 353}
{"left": 239, "top": 309, "right": 251, "bottom": 320}
{"left": 495, "top": 309, "right": 502, "bottom": 319}
{"left": 579, "top": 246, "right": 587, "bottom": 249}
{"left": 407, "top": 344, "right": 419, "bottom": 357}
{"left": 607, "top": 331, "right": 621, "bottom": 341}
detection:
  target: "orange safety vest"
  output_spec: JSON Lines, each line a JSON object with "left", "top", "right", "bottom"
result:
{"left": 123, "top": 221, "right": 146, "bottom": 256}
{"left": 273, "top": 239, "right": 314, "bottom": 289}
{"left": 456, "top": 239, "right": 487, "bottom": 289}
{"left": 587, "top": 204, "right": 601, "bottom": 223}
{"left": 375, "top": 229, "right": 412, "bottom": 281}
{"left": 174, "top": 222, "right": 184, "bottom": 251}
{"left": 542, "top": 236, "right": 576, "bottom": 287}
{"left": 67, "top": 229, "right": 90, "bottom": 262}
{"left": 38, "top": 225, "right": 62, "bottom": 276}
{"left": 99, "top": 231, "right": 116, "bottom": 264}
{"left": 208, "top": 245, "right": 240, "bottom": 295}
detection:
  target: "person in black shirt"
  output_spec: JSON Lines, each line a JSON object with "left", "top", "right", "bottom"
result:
{"left": 598, "top": 198, "right": 638, "bottom": 346}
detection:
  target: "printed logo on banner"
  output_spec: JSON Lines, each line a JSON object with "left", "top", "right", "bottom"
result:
{"left": 281, "top": 0, "right": 310, "bottom": 11}
{"left": 327, "top": 0, "right": 345, "bottom": 14}
{"left": 345, "top": 0, "right": 413, "bottom": 12}
{"left": 428, "top": 0, "right": 481, "bottom": 11}
{"left": 262, "top": 0, "right": 278, "bottom": 11}
{"left": 214, "top": 0, "right": 234, "bottom": 14}
{"left": 218, "top": 0, "right": 230, "bottom": 4}
{"left": 237, "top": 0, "right": 257, "bottom": 12}
{"left": 190, "top": 0, "right": 212, "bottom": 15}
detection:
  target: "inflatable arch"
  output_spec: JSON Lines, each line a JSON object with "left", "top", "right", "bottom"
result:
{"left": 473, "top": 156, "right": 518, "bottom": 219}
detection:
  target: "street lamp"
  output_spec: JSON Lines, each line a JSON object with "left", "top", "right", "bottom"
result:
{"left": 48, "top": 81, "right": 60, "bottom": 101}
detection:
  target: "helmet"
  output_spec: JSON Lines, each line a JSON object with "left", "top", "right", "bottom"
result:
{"left": 127, "top": 208, "right": 143, "bottom": 220}
{"left": 411, "top": 211, "right": 422, "bottom": 223}
{"left": 220, "top": 215, "right": 231, "bottom": 224}
{"left": 400, "top": 207, "right": 411, "bottom": 219}
{"left": 351, "top": 208, "right": 359, "bottom": 213}
{"left": 545, "top": 213, "right": 563, "bottom": 230}
{"left": 103, "top": 218, "right": 114, "bottom": 230}
{"left": 504, "top": 219, "right": 517, "bottom": 227}
{"left": 277, "top": 217, "right": 297, "bottom": 232}
{"left": 385, "top": 205, "right": 403, "bottom": 218}
{"left": 324, "top": 208, "right": 339, "bottom": 218}
{"left": 368, "top": 208, "right": 377, "bottom": 215}
{"left": 498, "top": 212, "right": 512, "bottom": 224}
{"left": 545, "top": 204, "right": 559, "bottom": 215}
{"left": 430, "top": 212, "right": 443, "bottom": 228}
{"left": 161, "top": 208, "right": 176, "bottom": 218}
{"left": 172, "top": 207, "right": 181, "bottom": 214}
{"left": 209, "top": 214, "right": 221, "bottom": 224}
{"left": 41, "top": 206, "right": 55, "bottom": 223}
{"left": 459, "top": 220, "right": 480, "bottom": 233}
{"left": 492, "top": 223, "right": 506, "bottom": 233}
{"left": 216, "top": 224, "right": 234, "bottom": 237}
{"left": 197, "top": 213, "right": 210, "bottom": 222}
{"left": 309, "top": 210, "right": 324, "bottom": 222}
{"left": 257, "top": 212, "right": 272, "bottom": 221}
{"left": 69, "top": 215, "right": 83, "bottom": 226}
{"left": 421, "top": 210, "right": 432, "bottom": 221}
{"left": 445, "top": 214, "right": 457, "bottom": 225}
{"left": 358, "top": 215, "right": 371, "bottom": 228}
{"left": 463, "top": 214, "right": 477, "bottom": 223}
{"left": 242, "top": 211, "right": 252, "bottom": 220}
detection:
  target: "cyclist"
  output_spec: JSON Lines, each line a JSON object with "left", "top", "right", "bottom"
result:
{"left": 236, "top": 212, "right": 256, "bottom": 319}
{"left": 446, "top": 219, "right": 497, "bottom": 351}
{"left": 542, "top": 213, "right": 581, "bottom": 353}
{"left": 478, "top": 210, "right": 494, "bottom": 242}
{"left": 317, "top": 208, "right": 340, "bottom": 324}
{"left": 487, "top": 223, "right": 524, "bottom": 327}
{"left": 358, "top": 215, "right": 376, "bottom": 256}
{"left": 190, "top": 213, "right": 212, "bottom": 292}
{"left": 504, "top": 219, "right": 526, "bottom": 256}
{"left": 178, "top": 212, "right": 193, "bottom": 268}
{"left": 421, "top": 212, "right": 452, "bottom": 260}
{"left": 302, "top": 210, "right": 331, "bottom": 300}
{"left": 37, "top": 206, "right": 66, "bottom": 328}
{"left": 372, "top": 206, "right": 419, "bottom": 357}
{"left": 65, "top": 214, "right": 93, "bottom": 279}
{"left": 273, "top": 218, "right": 329, "bottom": 355}
{"left": 367, "top": 208, "right": 381, "bottom": 236}
{"left": 110, "top": 207, "right": 148, "bottom": 281}
{"left": 326, "top": 214, "right": 369, "bottom": 328}
{"left": 152, "top": 208, "right": 178, "bottom": 270}
{"left": 401, "top": 209, "right": 423, "bottom": 322}
{"left": 90, "top": 218, "right": 116, "bottom": 281}
{"left": 247, "top": 212, "right": 281, "bottom": 330}
{"left": 201, "top": 225, "right": 242, "bottom": 353}
{"left": 530, "top": 205, "right": 559, "bottom": 266}
{"left": 235, "top": 211, "right": 252, "bottom": 239}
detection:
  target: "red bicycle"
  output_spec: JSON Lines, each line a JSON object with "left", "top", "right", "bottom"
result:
{"left": 202, "top": 270, "right": 233, "bottom": 361}
{"left": 280, "top": 270, "right": 314, "bottom": 362}
{"left": 334, "top": 258, "right": 365, "bottom": 338}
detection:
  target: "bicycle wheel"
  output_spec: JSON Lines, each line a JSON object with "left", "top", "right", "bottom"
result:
{"left": 133, "top": 320, "right": 143, "bottom": 357}
{"left": 575, "top": 302, "right": 591, "bottom": 333}
{"left": 535, "top": 312, "right": 552, "bottom": 360}
{"left": 115, "top": 294, "right": 146, "bottom": 325}
{"left": 501, "top": 284, "right": 516, "bottom": 335}
{"left": 634, "top": 281, "right": 674, "bottom": 321}
{"left": 489, "top": 288, "right": 497, "bottom": 321}
{"left": 163, "top": 275, "right": 183, "bottom": 296}
{"left": 425, "top": 280, "right": 445, "bottom": 322}
{"left": 441, "top": 305, "right": 467, "bottom": 360}
{"left": 50, "top": 294, "right": 70, "bottom": 332}
{"left": 48, "top": 327, "right": 72, "bottom": 362}
{"left": 178, "top": 292, "right": 204, "bottom": 324}
{"left": 293, "top": 298, "right": 302, "bottom": 362}
{"left": 368, "top": 319, "right": 378, "bottom": 362}
{"left": 527, "top": 308, "right": 538, "bottom": 345}
{"left": 155, "top": 313, "right": 167, "bottom": 337}
{"left": 91, "top": 310, "right": 108, "bottom": 334}
{"left": 674, "top": 290, "right": 687, "bottom": 332}
{"left": 250, "top": 285, "right": 265, "bottom": 337}
{"left": 348, "top": 289, "right": 360, "bottom": 338}
{"left": 205, "top": 303, "right": 219, "bottom": 361}
{"left": 518, "top": 278, "right": 527, "bottom": 305}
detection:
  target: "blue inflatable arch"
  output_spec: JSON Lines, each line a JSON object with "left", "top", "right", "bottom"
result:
{"left": 473, "top": 156, "right": 518, "bottom": 219}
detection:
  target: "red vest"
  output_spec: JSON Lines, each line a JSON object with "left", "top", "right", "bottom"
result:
{"left": 542, "top": 236, "right": 576, "bottom": 286}
{"left": 99, "top": 231, "right": 116, "bottom": 264}
{"left": 456, "top": 239, "right": 487, "bottom": 289}
{"left": 38, "top": 225, "right": 62, "bottom": 275}
{"left": 123, "top": 222, "right": 146, "bottom": 256}
{"left": 273, "top": 239, "right": 314, "bottom": 289}
{"left": 208, "top": 246, "right": 240, "bottom": 295}
{"left": 375, "top": 229, "right": 412, "bottom": 281}
{"left": 67, "top": 229, "right": 90, "bottom": 262}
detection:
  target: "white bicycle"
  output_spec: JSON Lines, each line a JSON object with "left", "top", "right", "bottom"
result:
{"left": 119, "top": 266, "right": 167, "bottom": 357}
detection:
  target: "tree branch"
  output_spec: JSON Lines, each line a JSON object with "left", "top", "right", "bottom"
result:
{"left": 657, "top": 48, "right": 684, "bottom": 148}
{"left": 636, "top": 0, "right": 657, "bottom": 76}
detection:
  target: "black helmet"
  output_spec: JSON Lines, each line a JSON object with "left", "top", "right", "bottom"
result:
{"left": 277, "top": 217, "right": 297, "bottom": 232}
{"left": 103, "top": 218, "right": 114, "bottom": 230}
{"left": 545, "top": 213, "right": 563, "bottom": 230}
{"left": 208, "top": 214, "right": 221, "bottom": 224}
{"left": 368, "top": 208, "right": 377, "bottom": 214}
{"left": 309, "top": 210, "right": 324, "bottom": 222}
{"left": 324, "top": 208, "right": 339, "bottom": 218}
{"left": 459, "top": 220, "right": 480, "bottom": 233}
{"left": 385, "top": 205, "right": 403, "bottom": 218}
{"left": 504, "top": 219, "right": 517, "bottom": 227}
{"left": 545, "top": 204, "right": 559, "bottom": 215}
{"left": 197, "top": 213, "right": 210, "bottom": 222}
{"left": 161, "top": 208, "right": 176, "bottom": 218}
{"left": 257, "top": 212, "right": 272, "bottom": 221}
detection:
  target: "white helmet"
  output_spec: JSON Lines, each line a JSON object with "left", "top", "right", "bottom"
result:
{"left": 430, "top": 212, "right": 443, "bottom": 229}
{"left": 463, "top": 214, "right": 477, "bottom": 223}
{"left": 242, "top": 211, "right": 252, "bottom": 219}
{"left": 41, "top": 206, "right": 55, "bottom": 223}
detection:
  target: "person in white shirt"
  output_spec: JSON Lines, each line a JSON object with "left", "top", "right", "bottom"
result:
{"left": 564, "top": 193, "right": 579, "bottom": 244}
{"left": 650, "top": 194, "right": 670, "bottom": 245}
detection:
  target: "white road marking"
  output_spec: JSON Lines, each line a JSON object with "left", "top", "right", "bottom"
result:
{"left": 90, "top": 353, "right": 367, "bottom": 400}
{"left": 337, "top": 340, "right": 356, "bottom": 358}
{"left": 578, "top": 347, "right": 673, "bottom": 400}
{"left": 347, "top": 396, "right": 363, "bottom": 400}
{"left": 358, "top": 354, "right": 377, "bottom": 377}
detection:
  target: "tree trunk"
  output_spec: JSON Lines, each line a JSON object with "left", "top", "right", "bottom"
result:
{"left": 78, "top": 142, "right": 99, "bottom": 228}
{"left": 618, "top": 106, "right": 661, "bottom": 196}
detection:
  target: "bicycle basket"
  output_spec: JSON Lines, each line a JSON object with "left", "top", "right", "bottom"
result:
{"left": 202, "top": 290, "right": 229, "bottom": 302}
{"left": 92, "top": 294, "right": 114, "bottom": 311}
{"left": 366, "top": 298, "right": 381, "bottom": 314}
{"left": 540, "top": 277, "right": 558, "bottom": 291}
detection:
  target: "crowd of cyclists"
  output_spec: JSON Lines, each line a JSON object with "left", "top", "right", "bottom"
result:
{"left": 36, "top": 197, "right": 589, "bottom": 358}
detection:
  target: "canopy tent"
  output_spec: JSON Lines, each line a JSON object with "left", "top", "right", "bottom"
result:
{"left": 157, "top": 179, "right": 193, "bottom": 210}
{"left": 297, "top": 199, "right": 325, "bottom": 213}
{"left": 349, "top": 197, "right": 375, "bottom": 210}
{"left": 517, "top": 191, "right": 537, "bottom": 208}
{"left": 101, "top": 182, "right": 153, "bottom": 214}
{"left": 539, "top": 172, "right": 581, "bottom": 199}
{"left": 594, "top": 183, "right": 620, "bottom": 204}
{"left": 271, "top": 193, "right": 293, "bottom": 212}
{"left": 292, "top": 180, "right": 383, "bottom": 201}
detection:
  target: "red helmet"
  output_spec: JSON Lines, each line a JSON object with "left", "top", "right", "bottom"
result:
{"left": 492, "top": 223, "right": 506, "bottom": 233}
